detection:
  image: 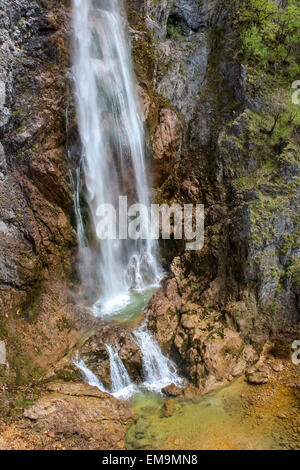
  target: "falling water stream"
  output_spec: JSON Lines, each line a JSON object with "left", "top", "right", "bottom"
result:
{"left": 74, "top": 325, "right": 183, "bottom": 400}
{"left": 72, "top": 0, "right": 161, "bottom": 316}
{"left": 106, "top": 345, "right": 138, "bottom": 400}
{"left": 72, "top": 0, "right": 181, "bottom": 399}
{"left": 73, "top": 358, "right": 107, "bottom": 392}
{"left": 133, "top": 324, "right": 184, "bottom": 393}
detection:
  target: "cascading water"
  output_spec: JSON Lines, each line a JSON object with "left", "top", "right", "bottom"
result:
{"left": 74, "top": 331, "right": 183, "bottom": 400}
{"left": 72, "top": 0, "right": 161, "bottom": 315}
{"left": 106, "top": 345, "right": 138, "bottom": 399}
{"left": 133, "top": 324, "right": 184, "bottom": 393}
{"left": 73, "top": 358, "right": 108, "bottom": 392}
{"left": 73, "top": 352, "right": 137, "bottom": 400}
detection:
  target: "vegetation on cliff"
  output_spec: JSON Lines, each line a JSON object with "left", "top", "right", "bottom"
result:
{"left": 0, "top": 0, "right": 299, "bottom": 450}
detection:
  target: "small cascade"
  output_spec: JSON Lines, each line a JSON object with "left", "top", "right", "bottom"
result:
{"left": 73, "top": 326, "right": 183, "bottom": 400}
{"left": 106, "top": 345, "right": 138, "bottom": 400}
{"left": 72, "top": 166, "right": 85, "bottom": 247}
{"left": 133, "top": 324, "right": 184, "bottom": 393}
{"left": 73, "top": 358, "right": 107, "bottom": 393}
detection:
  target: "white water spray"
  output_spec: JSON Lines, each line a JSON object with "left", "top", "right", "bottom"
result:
{"left": 73, "top": 325, "right": 183, "bottom": 400}
{"left": 73, "top": 358, "right": 108, "bottom": 392}
{"left": 106, "top": 344, "right": 138, "bottom": 400}
{"left": 72, "top": 0, "right": 161, "bottom": 315}
{"left": 133, "top": 324, "right": 184, "bottom": 393}
{"left": 71, "top": 1, "right": 182, "bottom": 397}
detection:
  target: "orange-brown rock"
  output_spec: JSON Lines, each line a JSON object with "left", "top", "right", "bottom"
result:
{"left": 153, "top": 108, "right": 182, "bottom": 186}
{"left": 162, "top": 383, "right": 183, "bottom": 397}
{"left": 23, "top": 381, "right": 135, "bottom": 450}
{"left": 148, "top": 274, "right": 258, "bottom": 395}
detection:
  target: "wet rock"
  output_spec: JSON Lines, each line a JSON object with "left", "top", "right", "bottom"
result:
{"left": 0, "top": 0, "right": 82, "bottom": 386}
{"left": 147, "top": 286, "right": 180, "bottom": 348}
{"left": 81, "top": 324, "right": 143, "bottom": 388}
{"left": 161, "top": 399, "right": 176, "bottom": 417}
{"left": 162, "top": 383, "right": 183, "bottom": 397}
{"left": 24, "top": 382, "right": 134, "bottom": 450}
{"left": 135, "top": 417, "right": 150, "bottom": 436}
{"left": 148, "top": 278, "right": 258, "bottom": 394}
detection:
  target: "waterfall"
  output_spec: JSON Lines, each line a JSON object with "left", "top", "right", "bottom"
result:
{"left": 73, "top": 352, "right": 137, "bottom": 400}
{"left": 133, "top": 324, "right": 184, "bottom": 393}
{"left": 106, "top": 344, "right": 138, "bottom": 400}
{"left": 72, "top": 0, "right": 161, "bottom": 316}
{"left": 71, "top": 1, "right": 182, "bottom": 398}
{"left": 73, "top": 358, "right": 108, "bottom": 392}
{"left": 73, "top": 327, "right": 183, "bottom": 400}
{"left": 69, "top": 165, "right": 85, "bottom": 248}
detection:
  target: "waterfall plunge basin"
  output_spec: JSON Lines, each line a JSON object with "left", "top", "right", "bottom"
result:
{"left": 92, "top": 286, "right": 159, "bottom": 324}
{"left": 73, "top": 289, "right": 299, "bottom": 450}
{"left": 126, "top": 368, "right": 300, "bottom": 451}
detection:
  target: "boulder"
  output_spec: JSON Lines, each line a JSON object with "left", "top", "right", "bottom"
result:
{"left": 24, "top": 382, "right": 135, "bottom": 450}
{"left": 246, "top": 372, "right": 269, "bottom": 385}
{"left": 162, "top": 383, "right": 183, "bottom": 397}
{"left": 161, "top": 399, "right": 176, "bottom": 417}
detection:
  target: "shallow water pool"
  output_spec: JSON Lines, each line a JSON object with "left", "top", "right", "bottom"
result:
{"left": 126, "top": 374, "right": 299, "bottom": 450}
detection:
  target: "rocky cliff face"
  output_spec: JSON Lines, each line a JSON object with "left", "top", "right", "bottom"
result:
{"left": 0, "top": 0, "right": 91, "bottom": 385}
{"left": 0, "top": 0, "right": 299, "bottom": 399}
{"left": 126, "top": 0, "right": 300, "bottom": 392}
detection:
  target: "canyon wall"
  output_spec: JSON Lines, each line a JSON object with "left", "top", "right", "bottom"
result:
{"left": 0, "top": 0, "right": 91, "bottom": 385}
{"left": 0, "top": 0, "right": 299, "bottom": 395}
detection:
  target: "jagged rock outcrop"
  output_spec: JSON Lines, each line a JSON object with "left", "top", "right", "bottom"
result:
{"left": 147, "top": 269, "right": 258, "bottom": 393}
{"left": 154, "top": 32, "right": 210, "bottom": 121}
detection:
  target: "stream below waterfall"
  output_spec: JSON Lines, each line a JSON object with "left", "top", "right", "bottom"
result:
{"left": 126, "top": 373, "right": 300, "bottom": 450}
